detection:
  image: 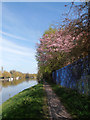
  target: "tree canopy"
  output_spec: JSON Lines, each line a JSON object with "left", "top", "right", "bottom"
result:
{"left": 36, "top": 2, "right": 89, "bottom": 81}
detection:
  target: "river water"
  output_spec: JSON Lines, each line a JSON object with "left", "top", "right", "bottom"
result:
{"left": 0, "top": 79, "right": 38, "bottom": 105}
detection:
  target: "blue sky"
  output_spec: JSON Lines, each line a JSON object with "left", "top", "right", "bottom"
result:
{"left": 0, "top": 2, "right": 74, "bottom": 73}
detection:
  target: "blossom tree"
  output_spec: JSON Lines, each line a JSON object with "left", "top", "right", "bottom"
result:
{"left": 36, "top": 28, "right": 78, "bottom": 74}
{"left": 62, "top": 2, "right": 90, "bottom": 60}
{"left": 36, "top": 2, "right": 89, "bottom": 81}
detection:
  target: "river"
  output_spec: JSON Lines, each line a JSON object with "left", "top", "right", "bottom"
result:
{"left": 0, "top": 79, "right": 38, "bottom": 105}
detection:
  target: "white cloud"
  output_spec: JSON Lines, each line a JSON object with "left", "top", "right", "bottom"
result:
{"left": 0, "top": 37, "right": 37, "bottom": 73}
{"left": 0, "top": 37, "right": 36, "bottom": 58}
{"left": 2, "top": 3, "right": 43, "bottom": 46}
{"left": 0, "top": 31, "right": 28, "bottom": 41}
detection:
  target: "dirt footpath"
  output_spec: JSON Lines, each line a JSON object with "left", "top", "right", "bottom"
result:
{"left": 43, "top": 82, "right": 72, "bottom": 120}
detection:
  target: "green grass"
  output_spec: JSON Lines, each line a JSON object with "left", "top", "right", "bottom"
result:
{"left": 46, "top": 80, "right": 90, "bottom": 120}
{"left": 0, "top": 83, "right": 49, "bottom": 120}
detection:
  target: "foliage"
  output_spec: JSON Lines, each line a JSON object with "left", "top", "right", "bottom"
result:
{"left": 63, "top": 2, "right": 90, "bottom": 60}
{"left": 25, "top": 73, "right": 37, "bottom": 79}
{"left": 36, "top": 2, "right": 89, "bottom": 81}
{"left": 37, "top": 29, "right": 75, "bottom": 63}
{"left": 10, "top": 70, "right": 25, "bottom": 79}
{"left": 36, "top": 27, "right": 79, "bottom": 80}
{"left": 0, "top": 71, "right": 2, "bottom": 77}
{"left": 43, "top": 27, "right": 57, "bottom": 35}
{"left": 0, "top": 69, "right": 37, "bottom": 80}
{"left": 2, "top": 71, "right": 11, "bottom": 78}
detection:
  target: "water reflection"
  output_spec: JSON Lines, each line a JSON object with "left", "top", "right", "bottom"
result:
{"left": 0, "top": 79, "right": 38, "bottom": 105}
{"left": 2, "top": 78, "right": 33, "bottom": 87}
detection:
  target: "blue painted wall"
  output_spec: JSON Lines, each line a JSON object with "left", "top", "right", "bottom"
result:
{"left": 52, "top": 55, "right": 90, "bottom": 95}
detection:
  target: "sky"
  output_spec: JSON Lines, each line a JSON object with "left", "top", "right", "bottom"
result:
{"left": 0, "top": 2, "right": 79, "bottom": 73}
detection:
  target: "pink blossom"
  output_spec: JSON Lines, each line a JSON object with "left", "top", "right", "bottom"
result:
{"left": 36, "top": 29, "right": 78, "bottom": 64}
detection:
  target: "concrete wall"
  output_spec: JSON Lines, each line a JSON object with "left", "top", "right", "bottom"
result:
{"left": 52, "top": 55, "right": 90, "bottom": 95}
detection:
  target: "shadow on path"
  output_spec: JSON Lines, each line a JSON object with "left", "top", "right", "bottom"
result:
{"left": 43, "top": 82, "right": 72, "bottom": 120}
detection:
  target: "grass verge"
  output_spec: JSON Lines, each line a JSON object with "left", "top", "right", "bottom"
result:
{"left": 1, "top": 83, "right": 49, "bottom": 120}
{"left": 46, "top": 80, "right": 90, "bottom": 120}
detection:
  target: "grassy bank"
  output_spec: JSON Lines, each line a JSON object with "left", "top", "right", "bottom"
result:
{"left": 1, "top": 83, "right": 49, "bottom": 120}
{"left": 47, "top": 80, "right": 90, "bottom": 120}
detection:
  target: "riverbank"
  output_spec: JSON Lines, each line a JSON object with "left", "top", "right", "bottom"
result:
{"left": 0, "top": 83, "right": 49, "bottom": 120}
{"left": 1, "top": 80, "right": 89, "bottom": 120}
{"left": 1, "top": 80, "right": 38, "bottom": 105}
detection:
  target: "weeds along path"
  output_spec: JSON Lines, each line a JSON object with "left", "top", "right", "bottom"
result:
{"left": 43, "top": 82, "right": 72, "bottom": 120}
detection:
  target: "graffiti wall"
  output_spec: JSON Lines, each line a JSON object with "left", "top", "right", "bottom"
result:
{"left": 52, "top": 55, "right": 90, "bottom": 95}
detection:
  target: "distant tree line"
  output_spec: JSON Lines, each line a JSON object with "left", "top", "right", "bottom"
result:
{"left": 0, "top": 70, "right": 37, "bottom": 80}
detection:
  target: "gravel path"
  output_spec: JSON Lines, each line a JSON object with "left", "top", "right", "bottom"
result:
{"left": 43, "top": 82, "right": 72, "bottom": 120}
